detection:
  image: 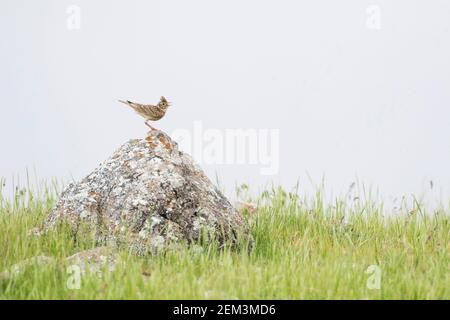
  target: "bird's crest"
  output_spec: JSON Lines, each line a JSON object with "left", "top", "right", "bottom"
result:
{"left": 159, "top": 96, "right": 171, "bottom": 108}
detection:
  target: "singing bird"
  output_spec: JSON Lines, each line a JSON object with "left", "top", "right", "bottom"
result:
{"left": 119, "top": 96, "right": 171, "bottom": 130}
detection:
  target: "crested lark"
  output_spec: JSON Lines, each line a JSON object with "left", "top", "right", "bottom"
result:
{"left": 118, "top": 96, "right": 171, "bottom": 130}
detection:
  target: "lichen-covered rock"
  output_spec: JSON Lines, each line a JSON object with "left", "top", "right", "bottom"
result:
{"left": 45, "top": 130, "right": 249, "bottom": 255}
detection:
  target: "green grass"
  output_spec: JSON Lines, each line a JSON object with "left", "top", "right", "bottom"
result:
{"left": 0, "top": 181, "right": 449, "bottom": 299}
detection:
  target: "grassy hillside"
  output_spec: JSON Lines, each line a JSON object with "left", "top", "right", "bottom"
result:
{"left": 0, "top": 182, "right": 448, "bottom": 299}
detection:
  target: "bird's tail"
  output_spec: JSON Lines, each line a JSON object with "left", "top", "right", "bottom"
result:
{"left": 118, "top": 99, "right": 133, "bottom": 106}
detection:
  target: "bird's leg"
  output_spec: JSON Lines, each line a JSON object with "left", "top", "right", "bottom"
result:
{"left": 145, "top": 120, "right": 157, "bottom": 131}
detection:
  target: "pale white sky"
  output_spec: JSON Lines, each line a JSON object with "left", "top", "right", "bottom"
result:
{"left": 1, "top": 0, "right": 450, "bottom": 206}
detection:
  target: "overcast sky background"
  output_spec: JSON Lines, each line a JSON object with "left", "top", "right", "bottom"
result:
{"left": 1, "top": 0, "right": 450, "bottom": 207}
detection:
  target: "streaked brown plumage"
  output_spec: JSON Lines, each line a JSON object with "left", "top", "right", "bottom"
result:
{"left": 119, "top": 96, "right": 171, "bottom": 130}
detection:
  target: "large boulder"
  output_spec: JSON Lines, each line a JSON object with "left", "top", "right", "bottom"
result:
{"left": 45, "top": 130, "right": 250, "bottom": 255}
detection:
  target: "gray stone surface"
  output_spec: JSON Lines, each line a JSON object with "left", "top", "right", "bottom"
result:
{"left": 45, "top": 130, "right": 250, "bottom": 255}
